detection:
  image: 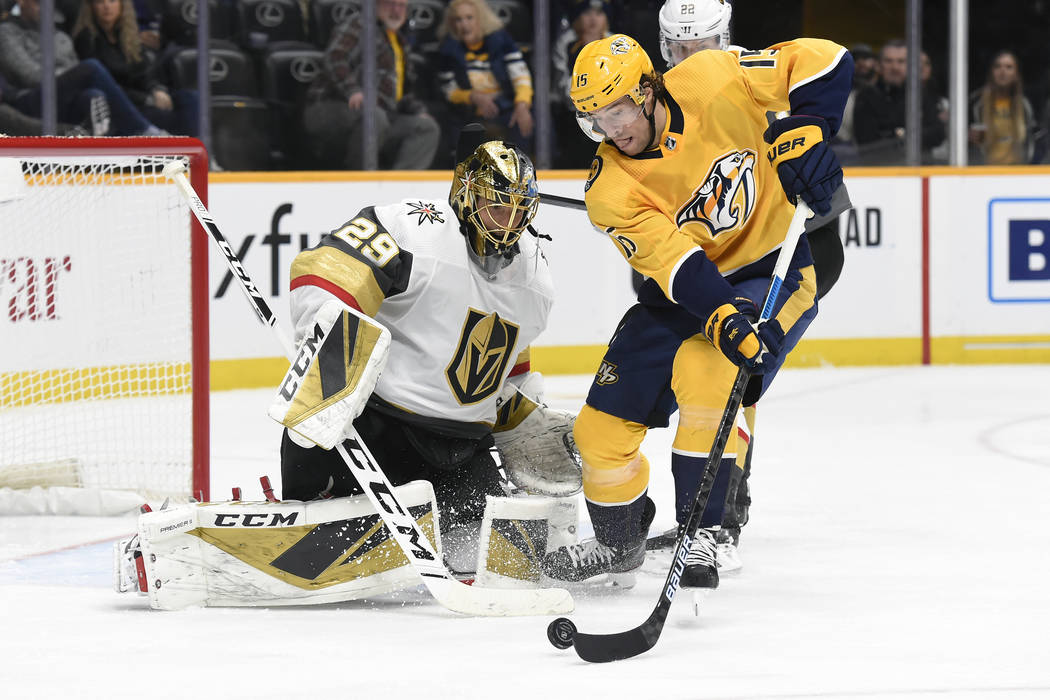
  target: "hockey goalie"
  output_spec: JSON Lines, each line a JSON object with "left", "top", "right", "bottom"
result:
{"left": 115, "top": 134, "right": 583, "bottom": 610}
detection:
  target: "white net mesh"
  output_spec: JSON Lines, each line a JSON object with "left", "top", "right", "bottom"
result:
{"left": 0, "top": 152, "right": 199, "bottom": 502}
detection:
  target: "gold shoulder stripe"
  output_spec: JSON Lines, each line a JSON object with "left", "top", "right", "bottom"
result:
{"left": 290, "top": 246, "right": 386, "bottom": 316}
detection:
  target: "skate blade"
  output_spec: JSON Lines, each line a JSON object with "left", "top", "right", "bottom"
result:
{"left": 691, "top": 588, "right": 714, "bottom": 616}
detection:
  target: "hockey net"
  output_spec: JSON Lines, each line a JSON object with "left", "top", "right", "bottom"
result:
{"left": 0, "top": 137, "right": 209, "bottom": 514}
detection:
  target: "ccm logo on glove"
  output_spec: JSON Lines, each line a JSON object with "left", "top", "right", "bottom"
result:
{"left": 278, "top": 322, "right": 326, "bottom": 400}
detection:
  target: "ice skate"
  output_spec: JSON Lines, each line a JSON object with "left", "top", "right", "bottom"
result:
{"left": 541, "top": 536, "right": 646, "bottom": 583}
{"left": 681, "top": 527, "right": 719, "bottom": 589}
{"left": 681, "top": 527, "right": 719, "bottom": 615}
{"left": 645, "top": 524, "right": 678, "bottom": 551}
{"left": 543, "top": 497, "right": 654, "bottom": 583}
{"left": 714, "top": 527, "right": 743, "bottom": 574}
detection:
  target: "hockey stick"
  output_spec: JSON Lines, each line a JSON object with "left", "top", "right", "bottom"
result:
{"left": 163, "top": 161, "right": 573, "bottom": 617}
{"left": 539, "top": 192, "right": 586, "bottom": 211}
{"left": 547, "top": 201, "right": 813, "bottom": 660}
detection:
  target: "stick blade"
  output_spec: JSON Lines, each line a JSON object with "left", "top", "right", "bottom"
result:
{"left": 571, "top": 626, "right": 657, "bottom": 663}
{"left": 426, "top": 578, "right": 574, "bottom": 617}
{"left": 569, "top": 609, "right": 665, "bottom": 663}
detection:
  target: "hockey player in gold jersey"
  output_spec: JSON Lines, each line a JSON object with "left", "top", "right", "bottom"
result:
{"left": 542, "top": 33, "right": 852, "bottom": 587}
{"left": 649, "top": 0, "right": 852, "bottom": 574}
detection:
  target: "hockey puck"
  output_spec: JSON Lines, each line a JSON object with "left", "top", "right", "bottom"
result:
{"left": 547, "top": 617, "right": 576, "bottom": 649}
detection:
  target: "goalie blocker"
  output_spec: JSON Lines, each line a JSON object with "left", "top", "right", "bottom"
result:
{"left": 268, "top": 300, "right": 390, "bottom": 450}
{"left": 114, "top": 482, "right": 577, "bottom": 609}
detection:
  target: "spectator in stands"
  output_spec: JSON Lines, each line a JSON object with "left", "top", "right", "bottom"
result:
{"left": 921, "top": 50, "right": 949, "bottom": 163}
{"left": 72, "top": 0, "right": 199, "bottom": 136}
{"left": 436, "top": 0, "right": 534, "bottom": 154}
{"left": 969, "top": 50, "right": 1035, "bottom": 165}
{"left": 0, "top": 0, "right": 167, "bottom": 135}
{"left": 836, "top": 42, "right": 876, "bottom": 145}
{"left": 550, "top": 0, "right": 612, "bottom": 168}
{"left": 1, "top": 72, "right": 88, "bottom": 135}
{"left": 302, "top": 0, "right": 440, "bottom": 170}
{"left": 852, "top": 39, "right": 945, "bottom": 165}
{"left": 852, "top": 42, "right": 878, "bottom": 87}
{"left": 553, "top": 0, "right": 611, "bottom": 99}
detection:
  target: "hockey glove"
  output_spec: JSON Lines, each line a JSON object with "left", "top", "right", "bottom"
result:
{"left": 493, "top": 382, "right": 581, "bottom": 497}
{"left": 705, "top": 298, "right": 763, "bottom": 369}
{"left": 764, "top": 115, "right": 842, "bottom": 216}
{"left": 268, "top": 300, "right": 390, "bottom": 449}
{"left": 753, "top": 318, "right": 785, "bottom": 371}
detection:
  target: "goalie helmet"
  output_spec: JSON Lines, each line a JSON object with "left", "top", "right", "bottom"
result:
{"left": 658, "top": 0, "right": 733, "bottom": 67}
{"left": 449, "top": 141, "right": 539, "bottom": 275}
{"left": 570, "top": 34, "right": 656, "bottom": 142}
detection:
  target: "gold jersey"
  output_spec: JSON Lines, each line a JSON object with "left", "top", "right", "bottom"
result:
{"left": 584, "top": 38, "right": 848, "bottom": 310}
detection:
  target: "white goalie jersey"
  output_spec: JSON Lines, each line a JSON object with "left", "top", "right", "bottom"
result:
{"left": 287, "top": 198, "right": 555, "bottom": 432}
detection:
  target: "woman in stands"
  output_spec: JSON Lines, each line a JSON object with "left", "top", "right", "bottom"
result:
{"left": 969, "top": 50, "right": 1036, "bottom": 165}
{"left": 436, "top": 0, "right": 534, "bottom": 153}
{"left": 72, "top": 0, "right": 199, "bottom": 136}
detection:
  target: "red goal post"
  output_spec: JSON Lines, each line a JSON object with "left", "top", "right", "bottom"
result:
{"left": 0, "top": 137, "right": 210, "bottom": 509}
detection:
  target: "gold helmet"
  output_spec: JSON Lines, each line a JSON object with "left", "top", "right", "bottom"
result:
{"left": 570, "top": 34, "right": 655, "bottom": 142}
{"left": 449, "top": 141, "right": 539, "bottom": 272}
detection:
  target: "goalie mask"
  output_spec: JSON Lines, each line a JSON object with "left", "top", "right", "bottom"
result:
{"left": 449, "top": 141, "right": 539, "bottom": 275}
{"left": 658, "top": 0, "right": 732, "bottom": 67}
{"left": 570, "top": 35, "right": 657, "bottom": 144}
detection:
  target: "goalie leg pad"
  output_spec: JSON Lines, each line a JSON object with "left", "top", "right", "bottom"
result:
{"left": 268, "top": 300, "right": 391, "bottom": 450}
{"left": 126, "top": 481, "right": 441, "bottom": 609}
{"left": 475, "top": 495, "right": 578, "bottom": 589}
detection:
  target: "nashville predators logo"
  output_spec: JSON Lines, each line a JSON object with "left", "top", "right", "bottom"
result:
{"left": 676, "top": 150, "right": 757, "bottom": 237}
{"left": 446, "top": 309, "right": 520, "bottom": 405}
{"left": 595, "top": 361, "right": 619, "bottom": 386}
{"left": 609, "top": 36, "right": 632, "bottom": 55}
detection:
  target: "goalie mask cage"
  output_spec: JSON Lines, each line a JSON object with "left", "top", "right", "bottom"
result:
{"left": 0, "top": 137, "right": 209, "bottom": 507}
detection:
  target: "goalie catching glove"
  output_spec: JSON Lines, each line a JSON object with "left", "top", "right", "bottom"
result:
{"left": 764, "top": 115, "right": 842, "bottom": 216}
{"left": 492, "top": 381, "right": 582, "bottom": 497}
{"left": 268, "top": 300, "right": 390, "bottom": 449}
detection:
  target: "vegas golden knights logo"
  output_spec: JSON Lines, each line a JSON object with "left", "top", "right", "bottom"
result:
{"left": 446, "top": 308, "right": 520, "bottom": 405}
{"left": 676, "top": 150, "right": 757, "bottom": 237}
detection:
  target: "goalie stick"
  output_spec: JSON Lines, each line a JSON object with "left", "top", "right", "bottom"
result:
{"left": 163, "top": 161, "right": 573, "bottom": 617}
{"left": 547, "top": 201, "right": 813, "bottom": 661}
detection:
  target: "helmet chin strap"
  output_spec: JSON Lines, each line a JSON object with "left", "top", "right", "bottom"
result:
{"left": 642, "top": 101, "right": 658, "bottom": 151}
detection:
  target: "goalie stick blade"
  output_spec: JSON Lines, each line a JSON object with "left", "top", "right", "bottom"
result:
{"left": 567, "top": 609, "right": 666, "bottom": 663}
{"left": 427, "top": 577, "right": 574, "bottom": 617}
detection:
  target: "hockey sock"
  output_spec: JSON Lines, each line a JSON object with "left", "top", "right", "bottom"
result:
{"left": 671, "top": 452, "right": 734, "bottom": 528}
{"left": 586, "top": 491, "right": 650, "bottom": 548}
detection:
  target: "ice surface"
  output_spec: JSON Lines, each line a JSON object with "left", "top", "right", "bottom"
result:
{"left": 2, "top": 367, "right": 1049, "bottom": 699}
